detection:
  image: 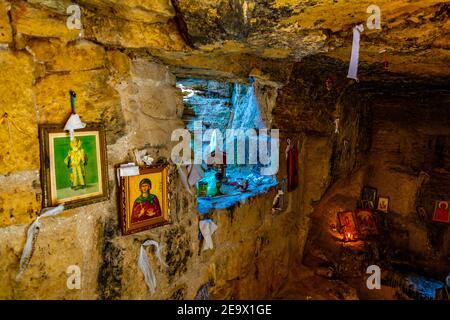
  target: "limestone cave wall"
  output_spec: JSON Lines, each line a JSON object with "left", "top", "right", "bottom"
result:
{"left": 303, "top": 79, "right": 450, "bottom": 283}
{"left": 0, "top": 1, "right": 309, "bottom": 299}
{"left": 0, "top": 49, "right": 306, "bottom": 301}
{"left": 0, "top": 0, "right": 449, "bottom": 300}
{"left": 271, "top": 56, "right": 449, "bottom": 291}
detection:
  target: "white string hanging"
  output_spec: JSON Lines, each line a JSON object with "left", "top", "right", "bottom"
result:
{"left": 16, "top": 204, "right": 65, "bottom": 280}
{"left": 138, "top": 240, "right": 167, "bottom": 294}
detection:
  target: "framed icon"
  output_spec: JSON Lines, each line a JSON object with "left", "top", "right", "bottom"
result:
{"left": 39, "top": 124, "right": 109, "bottom": 209}
{"left": 337, "top": 211, "right": 358, "bottom": 241}
{"left": 377, "top": 196, "right": 390, "bottom": 213}
{"left": 119, "top": 165, "right": 170, "bottom": 235}
{"left": 355, "top": 208, "right": 378, "bottom": 238}
{"left": 433, "top": 201, "right": 450, "bottom": 223}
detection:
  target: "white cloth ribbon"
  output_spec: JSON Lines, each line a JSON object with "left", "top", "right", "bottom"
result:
{"left": 285, "top": 138, "right": 292, "bottom": 160}
{"left": 133, "top": 149, "right": 154, "bottom": 166}
{"left": 334, "top": 118, "right": 340, "bottom": 134}
{"left": 64, "top": 113, "right": 86, "bottom": 140}
{"left": 138, "top": 240, "right": 167, "bottom": 294}
{"left": 177, "top": 165, "right": 194, "bottom": 195}
{"left": 347, "top": 24, "right": 364, "bottom": 81}
{"left": 16, "top": 204, "right": 65, "bottom": 280}
{"left": 187, "top": 164, "right": 204, "bottom": 187}
{"left": 199, "top": 219, "right": 218, "bottom": 251}
{"left": 142, "top": 156, "right": 154, "bottom": 166}
{"left": 177, "top": 164, "right": 205, "bottom": 195}
{"left": 273, "top": 189, "right": 284, "bottom": 206}
{"left": 272, "top": 189, "right": 285, "bottom": 213}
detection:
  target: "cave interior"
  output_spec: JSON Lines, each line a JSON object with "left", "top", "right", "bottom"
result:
{"left": 0, "top": 0, "right": 449, "bottom": 300}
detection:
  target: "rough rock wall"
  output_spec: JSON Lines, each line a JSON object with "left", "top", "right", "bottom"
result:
{"left": 0, "top": 52, "right": 305, "bottom": 300}
{"left": 0, "top": 1, "right": 307, "bottom": 298}
{"left": 365, "top": 87, "right": 450, "bottom": 278}
{"left": 271, "top": 58, "right": 342, "bottom": 268}
{"left": 272, "top": 56, "right": 449, "bottom": 282}
{"left": 3, "top": 0, "right": 447, "bottom": 82}
{"left": 304, "top": 80, "right": 450, "bottom": 280}
{"left": 1, "top": 0, "right": 447, "bottom": 299}
{"left": 330, "top": 86, "right": 372, "bottom": 182}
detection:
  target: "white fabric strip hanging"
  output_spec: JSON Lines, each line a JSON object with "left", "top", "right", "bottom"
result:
{"left": 285, "top": 138, "right": 292, "bottom": 160}
{"left": 177, "top": 165, "right": 194, "bottom": 195}
{"left": 138, "top": 240, "right": 167, "bottom": 294}
{"left": 64, "top": 113, "right": 86, "bottom": 140}
{"left": 347, "top": 24, "right": 364, "bottom": 81}
{"left": 16, "top": 204, "right": 65, "bottom": 280}
{"left": 187, "top": 164, "right": 204, "bottom": 187}
{"left": 334, "top": 118, "right": 340, "bottom": 134}
{"left": 199, "top": 219, "right": 218, "bottom": 251}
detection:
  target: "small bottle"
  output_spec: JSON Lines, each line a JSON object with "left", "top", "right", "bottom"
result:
{"left": 197, "top": 181, "right": 208, "bottom": 197}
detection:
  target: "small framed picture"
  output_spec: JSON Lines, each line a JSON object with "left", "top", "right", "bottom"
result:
{"left": 377, "top": 196, "right": 390, "bottom": 213}
{"left": 119, "top": 165, "right": 170, "bottom": 235}
{"left": 432, "top": 201, "right": 450, "bottom": 223}
{"left": 39, "top": 124, "right": 109, "bottom": 209}
{"left": 361, "top": 186, "right": 377, "bottom": 204}
{"left": 358, "top": 200, "right": 375, "bottom": 210}
{"left": 337, "top": 211, "right": 358, "bottom": 241}
{"left": 355, "top": 208, "right": 378, "bottom": 238}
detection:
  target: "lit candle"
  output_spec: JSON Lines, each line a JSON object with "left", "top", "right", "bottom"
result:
{"left": 345, "top": 232, "right": 354, "bottom": 241}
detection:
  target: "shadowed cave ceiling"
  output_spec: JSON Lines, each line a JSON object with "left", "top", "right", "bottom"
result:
{"left": 3, "top": 0, "right": 448, "bottom": 84}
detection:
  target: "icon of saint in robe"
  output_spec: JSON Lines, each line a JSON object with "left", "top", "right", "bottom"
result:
{"left": 64, "top": 138, "right": 87, "bottom": 190}
{"left": 433, "top": 201, "right": 450, "bottom": 223}
{"left": 131, "top": 178, "right": 162, "bottom": 223}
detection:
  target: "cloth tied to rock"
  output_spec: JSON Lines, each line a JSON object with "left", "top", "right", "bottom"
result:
{"left": 199, "top": 219, "right": 218, "bottom": 251}
{"left": 16, "top": 204, "right": 65, "bottom": 280}
{"left": 347, "top": 24, "right": 364, "bottom": 81}
{"left": 138, "top": 240, "right": 167, "bottom": 294}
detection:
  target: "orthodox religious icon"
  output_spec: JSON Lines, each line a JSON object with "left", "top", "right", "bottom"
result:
{"left": 377, "top": 196, "right": 390, "bottom": 213}
{"left": 337, "top": 211, "right": 358, "bottom": 241}
{"left": 39, "top": 124, "right": 108, "bottom": 209}
{"left": 64, "top": 138, "right": 88, "bottom": 190}
{"left": 361, "top": 186, "right": 378, "bottom": 205}
{"left": 355, "top": 208, "right": 378, "bottom": 238}
{"left": 119, "top": 165, "right": 170, "bottom": 235}
{"left": 359, "top": 200, "right": 375, "bottom": 210}
{"left": 432, "top": 201, "right": 450, "bottom": 223}
{"left": 131, "top": 178, "right": 162, "bottom": 223}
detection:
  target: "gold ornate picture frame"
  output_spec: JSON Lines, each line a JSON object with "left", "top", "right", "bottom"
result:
{"left": 119, "top": 165, "right": 171, "bottom": 235}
